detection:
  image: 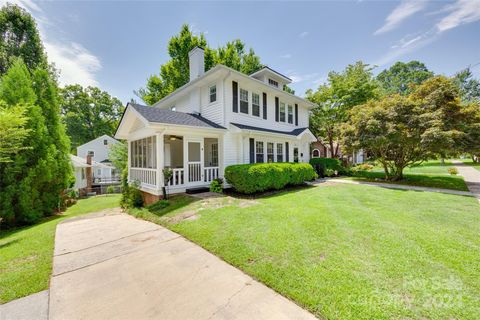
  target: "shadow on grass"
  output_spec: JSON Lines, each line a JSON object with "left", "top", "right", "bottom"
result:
{"left": 0, "top": 214, "right": 63, "bottom": 240}
{"left": 146, "top": 194, "right": 198, "bottom": 217}
{"left": 223, "top": 183, "right": 316, "bottom": 200}
{"left": 349, "top": 171, "right": 468, "bottom": 191}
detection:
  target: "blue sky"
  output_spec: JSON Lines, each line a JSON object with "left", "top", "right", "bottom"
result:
{"left": 5, "top": 0, "right": 480, "bottom": 104}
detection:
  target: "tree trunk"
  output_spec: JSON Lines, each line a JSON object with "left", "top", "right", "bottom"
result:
{"left": 440, "top": 158, "right": 445, "bottom": 165}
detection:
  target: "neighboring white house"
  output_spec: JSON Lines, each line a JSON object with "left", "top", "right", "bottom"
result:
{"left": 70, "top": 154, "right": 90, "bottom": 190}
{"left": 115, "top": 47, "right": 316, "bottom": 198}
{"left": 76, "top": 135, "right": 120, "bottom": 182}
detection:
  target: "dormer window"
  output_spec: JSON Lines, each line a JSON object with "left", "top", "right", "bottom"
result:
{"left": 268, "top": 78, "right": 279, "bottom": 88}
{"left": 209, "top": 85, "right": 217, "bottom": 103}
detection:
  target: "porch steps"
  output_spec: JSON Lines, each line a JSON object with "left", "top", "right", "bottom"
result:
{"left": 186, "top": 187, "right": 210, "bottom": 194}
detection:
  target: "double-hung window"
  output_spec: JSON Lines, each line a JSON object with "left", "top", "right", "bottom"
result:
{"left": 240, "top": 89, "right": 249, "bottom": 114}
{"left": 279, "top": 102, "right": 286, "bottom": 122}
{"left": 252, "top": 93, "right": 260, "bottom": 117}
{"left": 267, "top": 143, "right": 274, "bottom": 163}
{"left": 276, "top": 143, "right": 283, "bottom": 162}
{"left": 209, "top": 85, "right": 217, "bottom": 103}
{"left": 288, "top": 104, "right": 293, "bottom": 124}
{"left": 255, "top": 141, "right": 264, "bottom": 163}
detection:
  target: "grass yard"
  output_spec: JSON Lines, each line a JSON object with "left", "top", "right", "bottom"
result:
{"left": 153, "top": 185, "right": 480, "bottom": 320}
{"left": 0, "top": 195, "right": 120, "bottom": 304}
{"left": 348, "top": 160, "right": 468, "bottom": 191}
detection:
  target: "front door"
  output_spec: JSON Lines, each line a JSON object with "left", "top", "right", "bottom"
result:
{"left": 187, "top": 140, "right": 204, "bottom": 185}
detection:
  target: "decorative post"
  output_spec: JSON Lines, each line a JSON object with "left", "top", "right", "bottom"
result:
{"left": 156, "top": 133, "right": 164, "bottom": 192}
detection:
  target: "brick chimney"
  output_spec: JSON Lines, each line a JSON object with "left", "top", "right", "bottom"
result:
{"left": 189, "top": 46, "right": 205, "bottom": 82}
{"left": 86, "top": 155, "right": 93, "bottom": 192}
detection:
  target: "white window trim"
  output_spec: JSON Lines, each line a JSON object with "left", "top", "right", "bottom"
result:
{"left": 209, "top": 84, "right": 217, "bottom": 104}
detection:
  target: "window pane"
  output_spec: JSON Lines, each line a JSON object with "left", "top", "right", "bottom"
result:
{"left": 252, "top": 93, "right": 260, "bottom": 116}
{"left": 280, "top": 103, "right": 286, "bottom": 122}
{"left": 267, "top": 142, "right": 274, "bottom": 163}
{"left": 288, "top": 105, "right": 293, "bottom": 124}
{"left": 240, "top": 89, "right": 249, "bottom": 114}
{"left": 210, "top": 85, "right": 216, "bottom": 103}
{"left": 256, "top": 141, "right": 264, "bottom": 163}
{"left": 277, "top": 143, "right": 283, "bottom": 162}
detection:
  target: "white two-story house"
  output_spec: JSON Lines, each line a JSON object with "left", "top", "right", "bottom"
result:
{"left": 115, "top": 47, "right": 316, "bottom": 200}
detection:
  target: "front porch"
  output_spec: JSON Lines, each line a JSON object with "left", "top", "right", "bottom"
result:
{"left": 128, "top": 134, "right": 221, "bottom": 195}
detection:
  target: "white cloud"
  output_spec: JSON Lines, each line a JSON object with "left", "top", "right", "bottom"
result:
{"left": 45, "top": 42, "right": 101, "bottom": 87}
{"left": 374, "top": 0, "right": 428, "bottom": 35}
{"left": 0, "top": 0, "right": 102, "bottom": 87}
{"left": 288, "top": 72, "right": 320, "bottom": 84}
{"left": 298, "top": 31, "right": 309, "bottom": 38}
{"left": 280, "top": 53, "right": 292, "bottom": 59}
{"left": 436, "top": 0, "right": 480, "bottom": 32}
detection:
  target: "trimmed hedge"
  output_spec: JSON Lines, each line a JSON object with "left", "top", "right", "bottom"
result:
{"left": 225, "top": 163, "right": 317, "bottom": 194}
{"left": 309, "top": 157, "right": 344, "bottom": 171}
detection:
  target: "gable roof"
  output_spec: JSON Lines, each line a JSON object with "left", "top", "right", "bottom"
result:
{"left": 249, "top": 66, "right": 292, "bottom": 83}
{"left": 230, "top": 123, "right": 310, "bottom": 136}
{"left": 70, "top": 154, "right": 112, "bottom": 169}
{"left": 151, "top": 64, "right": 316, "bottom": 109}
{"left": 76, "top": 134, "right": 118, "bottom": 149}
{"left": 129, "top": 103, "right": 225, "bottom": 129}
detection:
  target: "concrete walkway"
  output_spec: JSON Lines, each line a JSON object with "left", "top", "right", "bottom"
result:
{"left": 48, "top": 209, "right": 316, "bottom": 320}
{"left": 453, "top": 160, "right": 480, "bottom": 200}
{"left": 314, "top": 178, "right": 475, "bottom": 197}
{"left": 0, "top": 290, "right": 48, "bottom": 320}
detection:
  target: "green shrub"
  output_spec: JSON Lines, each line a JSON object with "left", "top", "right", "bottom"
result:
{"left": 147, "top": 199, "right": 170, "bottom": 213}
{"left": 309, "top": 157, "right": 346, "bottom": 176}
{"left": 225, "top": 163, "right": 317, "bottom": 194}
{"left": 210, "top": 178, "right": 223, "bottom": 193}
{"left": 324, "top": 168, "right": 336, "bottom": 177}
{"left": 448, "top": 167, "right": 458, "bottom": 175}
{"left": 120, "top": 169, "right": 144, "bottom": 208}
{"left": 106, "top": 185, "right": 116, "bottom": 194}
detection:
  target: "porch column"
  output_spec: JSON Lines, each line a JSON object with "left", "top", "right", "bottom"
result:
{"left": 156, "top": 133, "right": 164, "bottom": 190}
{"left": 218, "top": 135, "right": 224, "bottom": 178}
{"left": 127, "top": 140, "right": 131, "bottom": 181}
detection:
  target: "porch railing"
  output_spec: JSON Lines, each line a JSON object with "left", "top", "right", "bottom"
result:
{"left": 188, "top": 162, "right": 202, "bottom": 182}
{"left": 169, "top": 168, "right": 185, "bottom": 187}
{"left": 204, "top": 167, "right": 219, "bottom": 183}
{"left": 130, "top": 168, "right": 157, "bottom": 187}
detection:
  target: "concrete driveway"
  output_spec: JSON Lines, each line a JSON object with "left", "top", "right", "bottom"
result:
{"left": 49, "top": 209, "right": 316, "bottom": 320}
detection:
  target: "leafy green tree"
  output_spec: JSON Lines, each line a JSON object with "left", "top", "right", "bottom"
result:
{"left": 137, "top": 24, "right": 263, "bottom": 105}
{"left": 342, "top": 76, "right": 468, "bottom": 180}
{"left": 460, "top": 103, "right": 480, "bottom": 162}
{"left": 0, "top": 103, "right": 30, "bottom": 162}
{"left": 0, "top": 60, "right": 53, "bottom": 225}
{"left": 60, "top": 84, "right": 124, "bottom": 150}
{"left": 109, "top": 140, "right": 128, "bottom": 171}
{"left": 0, "top": 4, "right": 48, "bottom": 75}
{"left": 377, "top": 61, "right": 434, "bottom": 95}
{"left": 452, "top": 68, "right": 480, "bottom": 103}
{"left": 307, "top": 61, "right": 380, "bottom": 157}
{"left": 32, "top": 68, "right": 73, "bottom": 212}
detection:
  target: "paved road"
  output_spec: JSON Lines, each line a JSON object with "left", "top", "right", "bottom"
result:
{"left": 48, "top": 209, "right": 316, "bottom": 320}
{"left": 453, "top": 160, "right": 480, "bottom": 200}
{"left": 0, "top": 290, "right": 48, "bottom": 320}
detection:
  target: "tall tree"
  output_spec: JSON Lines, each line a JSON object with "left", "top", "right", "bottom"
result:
{"left": 452, "top": 68, "right": 480, "bottom": 103}
{"left": 0, "top": 4, "right": 48, "bottom": 75}
{"left": 377, "top": 61, "right": 434, "bottom": 95}
{"left": 342, "top": 76, "right": 468, "bottom": 180}
{"left": 109, "top": 140, "right": 128, "bottom": 171}
{"left": 60, "top": 84, "right": 124, "bottom": 150}
{"left": 307, "top": 61, "right": 380, "bottom": 158}
{"left": 137, "top": 24, "right": 263, "bottom": 105}
{"left": 0, "top": 103, "right": 30, "bottom": 162}
{"left": 0, "top": 60, "right": 52, "bottom": 225}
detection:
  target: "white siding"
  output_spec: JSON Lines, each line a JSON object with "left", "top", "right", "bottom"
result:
{"left": 201, "top": 79, "right": 224, "bottom": 126}
{"left": 223, "top": 75, "right": 310, "bottom": 132}
{"left": 222, "top": 131, "right": 240, "bottom": 167}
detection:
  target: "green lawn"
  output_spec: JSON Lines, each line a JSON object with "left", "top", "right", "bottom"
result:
{"left": 154, "top": 185, "right": 480, "bottom": 320}
{"left": 0, "top": 195, "right": 120, "bottom": 304}
{"left": 348, "top": 160, "right": 468, "bottom": 191}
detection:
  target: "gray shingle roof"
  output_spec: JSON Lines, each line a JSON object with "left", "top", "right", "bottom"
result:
{"left": 130, "top": 103, "right": 225, "bottom": 129}
{"left": 230, "top": 123, "right": 309, "bottom": 136}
